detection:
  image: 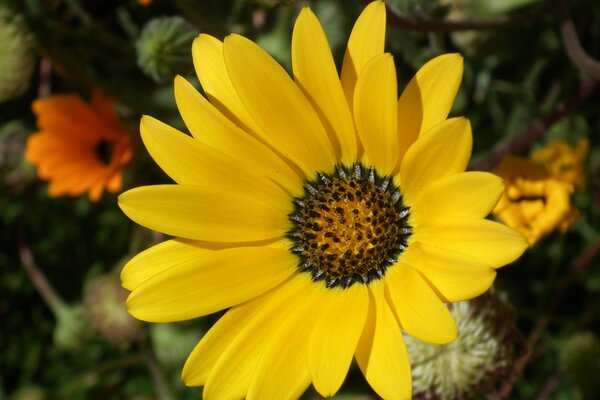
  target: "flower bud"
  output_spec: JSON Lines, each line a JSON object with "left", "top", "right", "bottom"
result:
{"left": 560, "top": 332, "right": 600, "bottom": 397}
{"left": 0, "top": 10, "right": 36, "bottom": 103}
{"left": 84, "top": 274, "right": 143, "bottom": 344}
{"left": 136, "top": 16, "right": 198, "bottom": 83}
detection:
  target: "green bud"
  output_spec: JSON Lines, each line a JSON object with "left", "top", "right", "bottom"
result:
{"left": 560, "top": 332, "right": 600, "bottom": 397}
{"left": 0, "top": 10, "right": 35, "bottom": 103}
{"left": 136, "top": 16, "right": 198, "bottom": 83}
{"left": 0, "top": 120, "right": 35, "bottom": 189}
{"left": 151, "top": 323, "right": 199, "bottom": 369}
{"left": 84, "top": 274, "right": 144, "bottom": 344}
{"left": 9, "top": 386, "right": 47, "bottom": 400}
{"left": 53, "top": 304, "right": 88, "bottom": 351}
{"left": 405, "top": 293, "right": 518, "bottom": 399}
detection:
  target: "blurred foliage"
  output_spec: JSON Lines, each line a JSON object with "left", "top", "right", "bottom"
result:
{"left": 1, "top": 0, "right": 600, "bottom": 399}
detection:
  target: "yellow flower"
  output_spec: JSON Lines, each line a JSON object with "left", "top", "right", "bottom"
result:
{"left": 25, "top": 91, "right": 132, "bottom": 202}
{"left": 119, "top": 2, "right": 527, "bottom": 399}
{"left": 493, "top": 155, "right": 578, "bottom": 245}
{"left": 529, "top": 137, "right": 589, "bottom": 189}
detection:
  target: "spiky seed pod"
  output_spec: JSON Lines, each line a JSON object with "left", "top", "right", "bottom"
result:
{"left": 136, "top": 16, "right": 198, "bottom": 83}
{"left": 0, "top": 10, "right": 36, "bottom": 103}
{"left": 405, "top": 293, "right": 519, "bottom": 400}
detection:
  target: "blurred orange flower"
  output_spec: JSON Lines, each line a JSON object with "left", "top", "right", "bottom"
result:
{"left": 138, "top": 0, "right": 152, "bottom": 5}
{"left": 25, "top": 91, "right": 132, "bottom": 202}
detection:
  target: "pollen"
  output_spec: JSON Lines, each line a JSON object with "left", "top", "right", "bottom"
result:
{"left": 289, "top": 164, "right": 411, "bottom": 288}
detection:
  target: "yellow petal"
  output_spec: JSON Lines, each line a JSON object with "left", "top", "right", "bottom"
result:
{"left": 140, "top": 115, "right": 289, "bottom": 205}
{"left": 409, "top": 171, "right": 504, "bottom": 225}
{"left": 292, "top": 8, "right": 357, "bottom": 165}
{"left": 191, "top": 34, "right": 265, "bottom": 137}
{"left": 340, "top": 0, "right": 386, "bottom": 106}
{"left": 182, "top": 298, "right": 257, "bottom": 387}
{"left": 126, "top": 244, "right": 296, "bottom": 322}
{"left": 354, "top": 54, "right": 398, "bottom": 176}
{"left": 399, "top": 117, "right": 472, "bottom": 201}
{"left": 401, "top": 242, "right": 496, "bottom": 302}
{"left": 223, "top": 34, "right": 336, "bottom": 177}
{"left": 201, "top": 274, "right": 312, "bottom": 398}
{"left": 121, "top": 239, "right": 212, "bottom": 291}
{"left": 307, "top": 284, "right": 369, "bottom": 397}
{"left": 174, "top": 76, "right": 303, "bottom": 196}
{"left": 386, "top": 263, "right": 457, "bottom": 344}
{"left": 355, "top": 282, "right": 412, "bottom": 400}
{"left": 118, "top": 185, "right": 291, "bottom": 242}
{"left": 396, "top": 54, "right": 463, "bottom": 164}
{"left": 412, "top": 217, "right": 528, "bottom": 268}
{"left": 247, "top": 279, "right": 324, "bottom": 400}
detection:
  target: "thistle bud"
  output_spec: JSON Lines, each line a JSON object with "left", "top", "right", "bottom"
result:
{"left": 405, "top": 293, "right": 518, "bottom": 399}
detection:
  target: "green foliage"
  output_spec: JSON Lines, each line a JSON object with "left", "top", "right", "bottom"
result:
{"left": 1, "top": 0, "right": 600, "bottom": 398}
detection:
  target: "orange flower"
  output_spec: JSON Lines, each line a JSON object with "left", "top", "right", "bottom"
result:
{"left": 25, "top": 91, "right": 132, "bottom": 202}
{"left": 138, "top": 0, "right": 152, "bottom": 5}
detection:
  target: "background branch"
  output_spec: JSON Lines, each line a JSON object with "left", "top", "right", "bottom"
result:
{"left": 497, "top": 238, "right": 600, "bottom": 398}
{"left": 474, "top": 79, "right": 597, "bottom": 171}
{"left": 359, "top": 0, "right": 545, "bottom": 32}
{"left": 18, "top": 228, "right": 65, "bottom": 315}
{"left": 557, "top": 0, "right": 600, "bottom": 79}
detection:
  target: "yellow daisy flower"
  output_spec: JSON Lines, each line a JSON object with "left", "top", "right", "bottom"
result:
{"left": 119, "top": 2, "right": 527, "bottom": 399}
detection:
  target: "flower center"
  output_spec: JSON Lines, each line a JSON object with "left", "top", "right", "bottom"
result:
{"left": 95, "top": 140, "right": 114, "bottom": 165}
{"left": 288, "top": 164, "right": 411, "bottom": 289}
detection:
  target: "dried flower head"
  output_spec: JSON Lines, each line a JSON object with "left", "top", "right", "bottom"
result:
{"left": 530, "top": 137, "right": 589, "bottom": 189}
{"left": 493, "top": 155, "right": 578, "bottom": 245}
{"left": 406, "top": 294, "right": 518, "bottom": 400}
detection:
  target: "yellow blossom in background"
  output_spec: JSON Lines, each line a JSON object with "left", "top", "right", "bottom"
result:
{"left": 118, "top": 2, "right": 527, "bottom": 399}
{"left": 530, "top": 137, "right": 589, "bottom": 189}
{"left": 493, "top": 155, "right": 578, "bottom": 245}
{"left": 25, "top": 91, "right": 132, "bottom": 202}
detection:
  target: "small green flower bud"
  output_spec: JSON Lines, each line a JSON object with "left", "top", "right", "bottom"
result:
{"left": 84, "top": 274, "right": 143, "bottom": 344}
{"left": 150, "top": 323, "right": 199, "bottom": 369}
{"left": 136, "top": 16, "right": 198, "bottom": 83}
{"left": 0, "top": 120, "right": 35, "bottom": 189}
{"left": 0, "top": 10, "right": 36, "bottom": 103}
{"left": 53, "top": 304, "right": 88, "bottom": 351}
{"left": 405, "top": 293, "right": 518, "bottom": 399}
{"left": 9, "top": 386, "right": 47, "bottom": 400}
{"left": 560, "top": 332, "right": 600, "bottom": 397}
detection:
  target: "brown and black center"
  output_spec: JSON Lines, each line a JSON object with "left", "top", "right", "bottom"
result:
{"left": 288, "top": 164, "right": 411, "bottom": 289}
